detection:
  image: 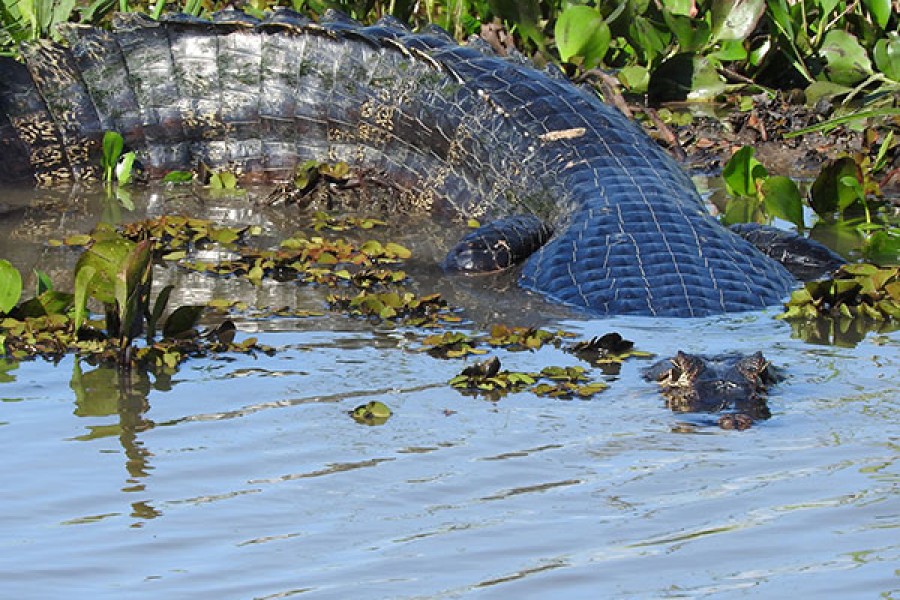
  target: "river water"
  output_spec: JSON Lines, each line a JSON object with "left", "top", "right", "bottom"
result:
{"left": 0, "top": 186, "right": 897, "bottom": 599}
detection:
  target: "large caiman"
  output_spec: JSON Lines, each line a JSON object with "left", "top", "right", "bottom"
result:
{"left": 0, "top": 9, "right": 844, "bottom": 317}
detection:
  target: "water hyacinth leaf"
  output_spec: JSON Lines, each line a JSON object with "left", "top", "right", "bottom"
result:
{"left": 163, "top": 171, "right": 193, "bottom": 183}
{"left": 804, "top": 80, "right": 854, "bottom": 105}
{"left": 147, "top": 284, "right": 174, "bottom": 337}
{"left": 17, "top": 290, "right": 74, "bottom": 317}
{"left": 723, "top": 196, "right": 764, "bottom": 225}
{"left": 710, "top": 0, "right": 766, "bottom": 41}
{"left": 163, "top": 305, "right": 204, "bottom": 339}
{"left": 350, "top": 401, "right": 392, "bottom": 425}
{"left": 489, "top": 0, "right": 543, "bottom": 49}
{"left": 761, "top": 176, "right": 804, "bottom": 228}
{"left": 862, "top": 0, "right": 891, "bottom": 29}
{"left": 648, "top": 53, "right": 725, "bottom": 102}
{"left": 34, "top": 269, "right": 52, "bottom": 295}
{"left": 765, "top": 0, "right": 794, "bottom": 39}
{"left": 618, "top": 65, "right": 650, "bottom": 92}
{"left": 864, "top": 231, "right": 900, "bottom": 265}
{"left": 75, "top": 237, "right": 136, "bottom": 306}
{"left": 723, "top": 146, "right": 768, "bottom": 197}
{"left": 210, "top": 171, "right": 238, "bottom": 190}
{"left": 359, "top": 240, "right": 384, "bottom": 257}
{"left": 73, "top": 264, "right": 96, "bottom": 331}
{"left": 662, "top": 11, "right": 710, "bottom": 52}
{"left": 629, "top": 15, "right": 669, "bottom": 64}
{"left": 64, "top": 233, "right": 93, "bottom": 246}
{"left": 810, "top": 157, "right": 863, "bottom": 217}
{"left": 101, "top": 131, "right": 124, "bottom": 181}
{"left": 118, "top": 239, "right": 153, "bottom": 302}
{"left": 710, "top": 38, "right": 748, "bottom": 61}
{"left": 819, "top": 30, "right": 873, "bottom": 86}
{"left": 663, "top": 0, "right": 695, "bottom": 17}
{"left": 873, "top": 33, "right": 900, "bottom": 82}
{"left": 115, "top": 239, "right": 154, "bottom": 343}
{"left": 0, "top": 260, "right": 22, "bottom": 314}
{"left": 116, "top": 151, "right": 136, "bottom": 185}
{"left": 555, "top": 5, "right": 611, "bottom": 68}
{"left": 384, "top": 242, "right": 412, "bottom": 259}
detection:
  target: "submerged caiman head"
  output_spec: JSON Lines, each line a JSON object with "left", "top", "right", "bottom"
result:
{"left": 643, "top": 351, "right": 778, "bottom": 430}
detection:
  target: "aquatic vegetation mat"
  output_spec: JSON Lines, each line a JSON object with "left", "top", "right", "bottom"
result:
{"left": 782, "top": 263, "right": 900, "bottom": 320}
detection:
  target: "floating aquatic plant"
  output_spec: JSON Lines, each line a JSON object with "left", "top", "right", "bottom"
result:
{"left": 349, "top": 401, "right": 392, "bottom": 425}
{"left": 782, "top": 263, "right": 900, "bottom": 320}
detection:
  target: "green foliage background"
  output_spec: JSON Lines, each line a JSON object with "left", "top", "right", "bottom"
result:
{"left": 1, "top": 0, "right": 897, "bottom": 101}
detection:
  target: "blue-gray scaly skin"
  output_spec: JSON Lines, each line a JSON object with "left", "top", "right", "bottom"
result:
{"left": 0, "top": 8, "right": 797, "bottom": 317}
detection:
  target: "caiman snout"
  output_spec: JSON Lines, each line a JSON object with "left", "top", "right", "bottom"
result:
{"left": 643, "top": 351, "right": 776, "bottom": 428}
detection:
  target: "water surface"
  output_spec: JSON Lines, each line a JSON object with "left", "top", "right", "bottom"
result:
{"left": 0, "top": 187, "right": 897, "bottom": 598}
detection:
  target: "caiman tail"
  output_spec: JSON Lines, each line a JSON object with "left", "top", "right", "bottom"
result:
{"left": 0, "top": 9, "right": 805, "bottom": 316}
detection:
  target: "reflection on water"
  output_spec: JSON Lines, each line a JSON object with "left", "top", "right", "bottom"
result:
{"left": 0, "top": 187, "right": 897, "bottom": 598}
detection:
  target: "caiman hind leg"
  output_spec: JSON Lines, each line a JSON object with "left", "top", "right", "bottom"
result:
{"left": 442, "top": 214, "right": 553, "bottom": 273}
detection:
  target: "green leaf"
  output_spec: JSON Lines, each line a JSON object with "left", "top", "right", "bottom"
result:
{"left": 489, "top": 0, "right": 544, "bottom": 50}
{"left": 349, "top": 400, "right": 392, "bottom": 425}
{"left": 710, "top": 0, "right": 766, "bottom": 41}
{"left": 809, "top": 157, "right": 863, "bottom": 217}
{"left": 555, "top": 6, "right": 610, "bottom": 68}
{"left": 629, "top": 15, "right": 670, "bottom": 64}
{"left": 761, "top": 175, "right": 804, "bottom": 228}
{"left": 618, "top": 65, "right": 650, "bottom": 92}
{"left": 147, "top": 284, "right": 174, "bottom": 337}
{"left": 17, "top": 290, "right": 74, "bottom": 317}
{"left": 864, "top": 231, "right": 900, "bottom": 265}
{"left": 218, "top": 171, "right": 238, "bottom": 190}
{"left": 663, "top": 11, "right": 710, "bottom": 52}
{"left": 384, "top": 242, "right": 412, "bottom": 259}
{"left": 710, "top": 38, "right": 749, "bottom": 61}
{"left": 163, "top": 171, "right": 194, "bottom": 183}
{"left": 648, "top": 53, "right": 725, "bottom": 102}
{"left": 162, "top": 305, "right": 204, "bottom": 339}
{"left": 765, "top": 0, "right": 794, "bottom": 39}
{"left": 73, "top": 264, "right": 97, "bottom": 331}
{"left": 115, "top": 238, "right": 154, "bottom": 345}
{"left": 33, "top": 269, "right": 52, "bottom": 295}
{"left": 662, "top": 0, "right": 695, "bottom": 16}
{"left": 804, "top": 80, "right": 854, "bottom": 105}
{"left": 722, "top": 196, "right": 765, "bottom": 225}
{"left": 819, "top": 30, "right": 873, "bottom": 86}
{"left": 0, "top": 260, "right": 22, "bottom": 314}
{"left": 722, "top": 146, "right": 768, "bottom": 197}
{"left": 116, "top": 151, "right": 135, "bottom": 185}
{"left": 862, "top": 0, "right": 891, "bottom": 29}
{"left": 873, "top": 33, "right": 900, "bottom": 82}
{"left": 75, "top": 238, "right": 136, "bottom": 305}
{"left": 101, "top": 131, "right": 124, "bottom": 181}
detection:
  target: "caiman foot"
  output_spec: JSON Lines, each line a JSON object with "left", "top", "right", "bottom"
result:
{"left": 443, "top": 215, "right": 552, "bottom": 273}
